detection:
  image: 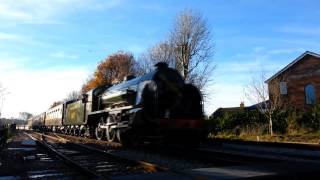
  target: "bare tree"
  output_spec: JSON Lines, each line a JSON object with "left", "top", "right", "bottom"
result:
{"left": 140, "top": 9, "right": 214, "bottom": 92}
{"left": 244, "top": 71, "right": 283, "bottom": 136}
{"left": 137, "top": 53, "right": 153, "bottom": 74}
{"left": 64, "top": 90, "right": 82, "bottom": 101}
{"left": 49, "top": 101, "right": 62, "bottom": 108}
{"left": 149, "top": 41, "right": 176, "bottom": 67}
{"left": 138, "top": 41, "right": 176, "bottom": 74}
{"left": 169, "top": 9, "right": 214, "bottom": 86}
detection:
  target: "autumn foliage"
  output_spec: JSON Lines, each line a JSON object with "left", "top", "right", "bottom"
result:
{"left": 81, "top": 51, "right": 141, "bottom": 93}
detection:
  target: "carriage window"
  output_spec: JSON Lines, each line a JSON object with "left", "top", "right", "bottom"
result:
{"left": 305, "top": 84, "right": 316, "bottom": 105}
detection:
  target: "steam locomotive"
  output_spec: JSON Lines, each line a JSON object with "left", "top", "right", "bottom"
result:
{"left": 28, "top": 62, "right": 204, "bottom": 145}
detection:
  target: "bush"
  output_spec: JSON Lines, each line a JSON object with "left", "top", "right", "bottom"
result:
{"left": 272, "top": 109, "right": 288, "bottom": 134}
{"left": 286, "top": 110, "right": 299, "bottom": 134}
{"left": 311, "top": 104, "right": 320, "bottom": 130}
{"left": 209, "top": 109, "right": 267, "bottom": 135}
{"left": 209, "top": 104, "right": 320, "bottom": 138}
{"left": 294, "top": 104, "right": 320, "bottom": 131}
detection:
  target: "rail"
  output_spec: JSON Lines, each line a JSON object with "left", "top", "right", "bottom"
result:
{"left": 27, "top": 132, "right": 166, "bottom": 179}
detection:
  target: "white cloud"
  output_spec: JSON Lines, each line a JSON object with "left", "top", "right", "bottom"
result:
{"left": 0, "top": 59, "right": 89, "bottom": 118}
{"left": 0, "top": 32, "right": 27, "bottom": 42}
{"left": 0, "top": 32, "right": 46, "bottom": 46}
{"left": 0, "top": 0, "right": 124, "bottom": 24}
{"left": 50, "top": 51, "right": 78, "bottom": 59}
{"left": 0, "top": 3, "right": 32, "bottom": 21}
{"left": 0, "top": 32, "right": 21, "bottom": 40}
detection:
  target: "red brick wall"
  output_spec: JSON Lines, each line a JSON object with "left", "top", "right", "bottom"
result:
{"left": 269, "top": 55, "right": 320, "bottom": 110}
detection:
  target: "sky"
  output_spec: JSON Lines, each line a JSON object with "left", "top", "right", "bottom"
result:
{"left": 0, "top": 0, "right": 319, "bottom": 118}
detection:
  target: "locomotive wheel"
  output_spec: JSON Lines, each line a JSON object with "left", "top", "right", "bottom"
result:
{"left": 84, "top": 126, "right": 91, "bottom": 138}
{"left": 95, "top": 118, "right": 105, "bottom": 140}
{"left": 71, "top": 128, "right": 75, "bottom": 136}
{"left": 106, "top": 117, "right": 116, "bottom": 142}
{"left": 74, "top": 127, "right": 80, "bottom": 136}
{"left": 80, "top": 126, "right": 86, "bottom": 137}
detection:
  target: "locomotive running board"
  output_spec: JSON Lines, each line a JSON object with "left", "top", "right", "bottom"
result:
{"left": 100, "top": 123, "right": 129, "bottom": 129}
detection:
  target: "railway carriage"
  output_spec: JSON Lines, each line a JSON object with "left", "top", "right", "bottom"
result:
{"left": 45, "top": 103, "right": 64, "bottom": 132}
{"left": 28, "top": 112, "right": 45, "bottom": 131}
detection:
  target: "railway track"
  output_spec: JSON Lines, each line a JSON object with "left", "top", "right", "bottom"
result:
{"left": 1, "top": 131, "right": 87, "bottom": 179}
{"left": 43, "top": 132, "right": 279, "bottom": 170}
{"left": 36, "top": 131, "right": 289, "bottom": 167}
{"left": 27, "top": 132, "right": 167, "bottom": 179}
{"left": 50, "top": 132, "right": 122, "bottom": 150}
{"left": 30, "top": 133, "right": 250, "bottom": 180}
{"left": 22, "top": 131, "right": 320, "bottom": 179}
{"left": 42, "top": 131, "right": 320, "bottom": 165}
{"left": 30, "top": 132, "right": 274, "bottom": 179}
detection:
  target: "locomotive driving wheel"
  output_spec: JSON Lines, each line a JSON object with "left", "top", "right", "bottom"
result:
{"left": 84, "top": 126, "right": 92, "bottom": 138}
{"left": 95, "top": 117, "right": 105, "bottom": 140}
{"left": 106, "top": 116, "right": 116, "bottom": 142}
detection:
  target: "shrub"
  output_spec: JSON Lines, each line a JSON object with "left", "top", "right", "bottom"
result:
{"left": 311, "top": 104, "right": 320, "bottom": 130}
{"left": 272, "top": 109, "right": 288, "bottom": 134}
{"left": 209, "top": 109, "right": 268, "bottom": 135}
{"left": 295, "top": 104, "right": 320, "bottom": 131}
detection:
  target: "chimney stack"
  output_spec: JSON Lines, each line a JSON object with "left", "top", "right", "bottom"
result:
{"left": 240, "top": 101, "right": 245, "bottom": 108}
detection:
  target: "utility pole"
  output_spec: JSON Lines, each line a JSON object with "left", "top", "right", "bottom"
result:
{"left": 0, "top": 95, "right": 4, "bottom": 118}
{"left": 0, "top": 91, "right": 9, "bottom": 118}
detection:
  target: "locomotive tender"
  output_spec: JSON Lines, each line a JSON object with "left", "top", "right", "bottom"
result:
{"left": 28, "top": 63, "right": 204, "bottom": 145}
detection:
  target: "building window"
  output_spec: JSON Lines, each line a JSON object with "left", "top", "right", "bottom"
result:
{"left": 305, "top": 84, "right": 316, "bottom": 105}
{"left": 279, "top": 82, "right": 287, "bottom": 95}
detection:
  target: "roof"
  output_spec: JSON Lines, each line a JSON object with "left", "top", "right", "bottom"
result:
{"left": 265, "top": 51, "right": 320, "bottom": 83}
{"left": 211, "top": 100, "right": 270, "bottom": 117}
{"left": 211, "top": 107, "right": 246, "bottom": 118}
{"left": 247, "top": 100, "right": 270, "bottom": 111}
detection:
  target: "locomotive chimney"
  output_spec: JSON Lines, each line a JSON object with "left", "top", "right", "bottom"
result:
{"left": 154, "top": 62, "right": 168, "bottom": 70}
{"left": 240, "top": 101, "right": 245, "bottom": 108}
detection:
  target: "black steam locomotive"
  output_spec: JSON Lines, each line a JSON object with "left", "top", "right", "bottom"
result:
{"left": 29, "top": 63, "right": 204, "bottom": 145}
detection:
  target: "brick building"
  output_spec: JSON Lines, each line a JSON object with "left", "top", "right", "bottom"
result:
{"left": 265, "top": 51, "right": 320, "bottom": 111}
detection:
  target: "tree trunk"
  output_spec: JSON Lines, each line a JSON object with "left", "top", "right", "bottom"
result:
{"left": 269, "top": 116, "right": 273, "bottom": 136}
{"left": 183, "top": 65, "right": 188, "bottom": 80}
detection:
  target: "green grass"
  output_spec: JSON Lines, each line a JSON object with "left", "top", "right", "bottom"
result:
{"left": 212, "top": 130, "right": 320, "bottom": 144}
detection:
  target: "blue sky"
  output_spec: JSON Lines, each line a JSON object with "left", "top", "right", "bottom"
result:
{"left": 0, "top": 0, "right": 319, "bottom": 118}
